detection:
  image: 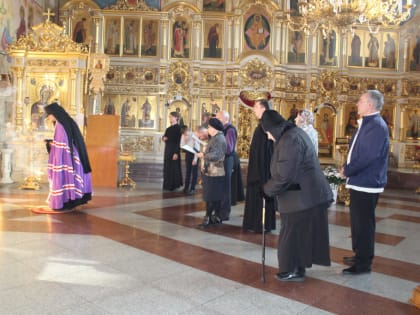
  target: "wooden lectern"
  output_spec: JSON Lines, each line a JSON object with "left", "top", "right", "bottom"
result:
{"left": 86, "top": 115, "right": 119, "bottom": 187}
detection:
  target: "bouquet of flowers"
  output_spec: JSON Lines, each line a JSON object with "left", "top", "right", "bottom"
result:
{"left": 323, "top": 165, "right": 345, "bottom": 188}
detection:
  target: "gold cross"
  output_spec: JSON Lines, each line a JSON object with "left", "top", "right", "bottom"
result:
{"left": 43, "top": 8, "right": 55, "bottom": 22}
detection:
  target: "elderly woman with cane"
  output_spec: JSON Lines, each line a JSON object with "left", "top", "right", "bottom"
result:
{"left": 262, "top": 109, "right": 333, "bottom": 282}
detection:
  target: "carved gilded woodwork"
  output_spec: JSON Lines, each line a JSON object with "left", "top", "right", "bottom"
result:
{"left": 9, "top": 18, "right": 86, "bottom": 54}
{"left": 286, "top": 74, "right": 306, "bottom": 93}
{"left": 121, "top": 135, "right": 155, "bottom": 152}
{"left": 237, "top": 104, "right": 255, "bottom": 159}
{"left": 105, "top": 0, "right": 158, "bottom": 11}
{"left": 239, "top": 58, "right": 273, "bottom": 89}
{"left": 200, "top": 70, "right": 224, "bottom": 88}
{"left": 168, "top": 61, "right": 190, "bottom": 95}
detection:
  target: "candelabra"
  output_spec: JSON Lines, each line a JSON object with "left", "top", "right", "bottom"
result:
{"left": 118, "top": 152, "right": 136, "bottom": 189}
{"left": 336, "top": 139, "right": 350, "bottom": 205}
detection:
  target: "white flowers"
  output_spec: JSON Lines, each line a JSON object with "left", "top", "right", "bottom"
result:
{"left": 323, "top": 166, "right": 345, "bottom": 187}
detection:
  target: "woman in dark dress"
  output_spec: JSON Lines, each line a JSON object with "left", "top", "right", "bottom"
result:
{"left": 262, "top": 110, "right": 333, "bottom": 282}
{"left": 162, "top": 111, "right": 183, "bottom": 191}
{"left": 196, "top": 118, "right": 227, "bottom": 227}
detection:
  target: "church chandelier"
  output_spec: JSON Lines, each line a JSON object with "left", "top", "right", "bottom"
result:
{"left": 287, "top": 0, "right": 416, "bottom": 37}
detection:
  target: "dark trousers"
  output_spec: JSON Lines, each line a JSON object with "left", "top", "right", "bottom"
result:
{"left": 220, "top": 155, "right": 234, "bottom": 220}
{"left": 349, "top": 189, "right": 379, "bottom": 268}
{"left": 184, "top": 152, "right": 198, "bottom": 192}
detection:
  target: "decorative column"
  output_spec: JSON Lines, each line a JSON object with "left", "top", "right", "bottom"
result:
{"left": 160, "top": 17, "right": 169, "bottom": 60}
{"left": 69, "top": 68, "right": 77, "bottom": 116}
{"left": 0, "top": 148, "right": 13, "bottom": 183}
{"left": 233, "top": 15, "right": 241, "bottom": 61}
{"left": 193, "top": 19, "right": 201, "bottom": 60}
{"left": 14, "top": 67, "right": 25, "bottom": 131}
{"left": 227, "top": 17, "right": 233, "bottom": 62}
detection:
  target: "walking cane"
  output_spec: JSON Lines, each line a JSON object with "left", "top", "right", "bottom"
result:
{"left": 261, "top": 197, "right": 266, "bottom": 283}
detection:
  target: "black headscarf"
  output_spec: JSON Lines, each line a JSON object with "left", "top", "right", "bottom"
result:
{"left": 261, "top": 109, "right": 296, "bottom": 141}
{"left": 45, "top": 102, "right": 92, "bottom": 173}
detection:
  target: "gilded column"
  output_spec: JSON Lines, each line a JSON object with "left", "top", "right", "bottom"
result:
{"left": 14, "top": 67, "right": 24, "bottom": 130}
{"left": 227, "top": 17, "right": 233, "bottom": 62}
{"left": 274, "top": 15, "right": 282, "bottom": 61}
{"left": 311, "top": 35, "right": 317, "bottom": 65}
{"left": 233, "top": 15, "right": 241, "bottom": 61}
{"left": 93, "top": 16, "right": 101, "bottom": 53}
{"left": 193, "top": 19, "right": 201, "bottom": 61}
{"left": 403, "top": 37, "right": 409, "bottom": 72}
{"left": 160, "top": 17, "right": 169, "bottom": 60}
{"left": 281, "top": 21, "right": 288, "bottom": 64}
{"left": 69, "top": 68, "right": 77, "bottom": 116}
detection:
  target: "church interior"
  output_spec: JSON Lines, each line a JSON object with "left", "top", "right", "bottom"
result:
{"left": 0, "top": 0, "right": 419, "bottom": 313}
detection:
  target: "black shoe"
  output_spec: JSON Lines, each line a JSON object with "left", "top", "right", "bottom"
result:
{"left": 343, "top": 256, "right": 356, "bottom": 264}
{"left": 187, "top": 189, "right": 195, "bottom": 195}
{"left": 275, "top": 271, "right": 305, "bottom": 282}
{"left": 342, "top": 265, "right": 371, "bottom": 275}
{"left": 198, "top": 216, "right": 211, "bottom": 228}
{"left": 210, "top": 215, "right": 222, "bottom": 224}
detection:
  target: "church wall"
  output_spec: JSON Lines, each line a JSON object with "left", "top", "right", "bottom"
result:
{"left": 1, "top": 0, "right": 420, "bottom": 184}
{"left": 63, "top": 0, "right": 420, "bottom": 170}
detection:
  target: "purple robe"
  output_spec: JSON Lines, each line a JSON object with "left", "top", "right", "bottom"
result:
{"left": 47, "top": 122, "right": 92, "bottom": 210}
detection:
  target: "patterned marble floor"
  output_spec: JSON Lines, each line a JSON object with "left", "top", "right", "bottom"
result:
{"left": 0, "top": 181, "right": 419, "bottom": 315}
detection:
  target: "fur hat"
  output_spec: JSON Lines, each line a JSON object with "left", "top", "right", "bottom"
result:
{"left": 208, "top": 117, "right": 224, "bottom": 131}
{"left": 261, "top": 109, "right": 286, "bottom": 133}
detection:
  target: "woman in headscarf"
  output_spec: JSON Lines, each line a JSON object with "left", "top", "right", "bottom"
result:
{"left": 295, "top": 109, "right": 318, "bottom": 155}
{"left": 262, "top": 109, "right": 332, "bottom": 282}
{"left": 44, "top": 102, "right": 92, "bottom": 211}
{"left": 196, "top": 118, "right": 226, "bottom": 227}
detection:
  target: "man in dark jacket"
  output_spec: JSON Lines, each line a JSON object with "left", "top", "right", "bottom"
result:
{"left": 262, "top": 110, "right": 333, "bottom": 282}
{"left": 341, "top": 90, "right": 389, "bottom": 275}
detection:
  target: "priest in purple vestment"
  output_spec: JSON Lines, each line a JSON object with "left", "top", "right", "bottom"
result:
{"left": 44, "top": 103, "right": 93, "bottom": 210}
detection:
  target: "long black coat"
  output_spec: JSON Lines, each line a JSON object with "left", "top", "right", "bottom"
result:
{"left": 163, "top": 124, "right": 183, "bottom": 191}
{"left": 263, "top": 122, "right": 332, "bottom": 271}
{"left": 264, "top": 125, "right": 333, "bottom": 213}
{"left": 242, "top": 123, "right": 276, "bottom": 232}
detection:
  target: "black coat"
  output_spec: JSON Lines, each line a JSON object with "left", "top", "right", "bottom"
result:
{"left": 264, "top": 124, "right": 333, "bottom": 214}
{"left": 163, "top": 124, "right": 183, "bottom": 190}
{"left": 242, "top": 123, "right": 276, "bottom": 232}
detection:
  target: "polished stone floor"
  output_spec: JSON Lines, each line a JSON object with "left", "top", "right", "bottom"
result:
{"left": 0, "top": 181, "right": 419, "bottom": 314}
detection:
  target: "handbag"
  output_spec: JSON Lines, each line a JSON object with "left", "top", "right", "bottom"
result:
{"left": 204, "top": 159, "right": 225, "bottom": 177}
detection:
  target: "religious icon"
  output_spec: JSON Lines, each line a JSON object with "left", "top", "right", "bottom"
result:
{"left": 288, "top": 30, "right": 305, "bottom": 64}
{"left": 123, "top": 19, "right": 139, "bottom": 55}
{"left": 172, "top": 19, "right": 189, "bottom": 58}
{"left": 319, "top": 29, "right": 337, "bottom": 66}
{"left": 203, "top": 0, "right": 225, "bottom": 11}
{"left": 383, "top": 33, "right": 396, "bottom": 69}
{"left": 204, "top": 21, "right": 223, "bottom": 58}
{"left": 141, "top": 20, "right": 158, "bottom": 56}
{"left": 244, "top": 14, "right": 270, "bottom": 50}
{"left": 348, "top": 31, "right": 362, "bottom": 66}
{"left": 106, "top": 19, "right": 120, "bottom": 55}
